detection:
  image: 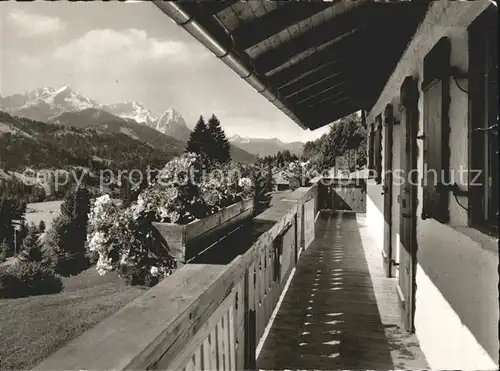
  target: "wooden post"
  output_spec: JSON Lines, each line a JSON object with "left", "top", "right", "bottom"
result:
{"left": 244, "top": 268, "right": 256, "bottom": 370}
{"left": 361, "top": 109, "right": 367, "bottom": 129}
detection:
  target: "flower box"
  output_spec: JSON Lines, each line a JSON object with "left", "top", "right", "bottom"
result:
{"left": 288, "top": 177, "right": 301, "bottom": 190}
{"left": 153, "top": 198, "right": 253, "bottom": 263}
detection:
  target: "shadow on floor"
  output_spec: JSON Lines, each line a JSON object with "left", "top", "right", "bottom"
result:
{"left": 257, "top": 211, "right": 428, "bottom": 370}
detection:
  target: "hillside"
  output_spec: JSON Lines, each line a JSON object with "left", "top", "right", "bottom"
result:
{"left": 49, "top": 108, "right": 186, "bottom": 155}
{"left": 0, "top": 110, "right": 177, "bottom": 172}
{"left": 50, "top": 109, "right": 256, "bottom": 163}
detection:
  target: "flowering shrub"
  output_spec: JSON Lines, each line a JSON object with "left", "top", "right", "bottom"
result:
{"left": 86, "top": 153, "right": 253, "bottom": 286}
{"left": 282, "top": 160, "right": 316, "bottom": 189}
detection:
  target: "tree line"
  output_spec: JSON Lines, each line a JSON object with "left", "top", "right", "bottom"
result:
{"left": 256, "top": 150, "right": 299, "bottom": 168}
{"left": 302, "top": 113, "right": 367, "bottom": 172}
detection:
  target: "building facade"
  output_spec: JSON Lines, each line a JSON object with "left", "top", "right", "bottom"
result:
{"left": 366, "top": 3, "right": 498, "bottom": 369}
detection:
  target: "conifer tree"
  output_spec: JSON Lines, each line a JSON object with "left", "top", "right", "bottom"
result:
{"left": 120, "top": 175, "right": 132, "bottom": 208}
{"left": 17, "top": 220, "right": 28, "bottom": 252}
{"left": 186, "top": 116, "right": 208, "bottom": 156}
{"left": 38, "top": 220, "right": 46, "bottom": 233}
{"left": 73, "top": 186, "right": 90, "bottom": 254}
{"left": 0, "top": 239, "right": 8, "bottom": 262}
{"left": 44, "top": 187, "right": 90, "bottom": 275}
{"left": 0, "top": 199, "right": 13, "bottom": 253}
{"left": 60, "top": 191, "right": 75, "bottom": 220}
{"left": 19, "top": 224, "right": 43, "bottom": 263}
{"left": 206, "top": 114, "right": 231, "bottom": 166}
{"left": 186, "top": 116, "right": 210, "bottom": 170}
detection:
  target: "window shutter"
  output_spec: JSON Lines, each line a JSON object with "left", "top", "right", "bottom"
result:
{"left": 468, "top": 8, "right": 499, "bottom": 232}
{"left": 375, "top": 115, "right": 383, "bottom": 184}
{"left": 368, "top": 123, "right": 375, "bottom": 170}
{"left": 422, "top": 37, "right": 451, "bottom": 223}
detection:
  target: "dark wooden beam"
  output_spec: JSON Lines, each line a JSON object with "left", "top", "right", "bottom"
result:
{"left": 286, "top": 74, "right": 345, "bottom": 103}
{"left": 197, "top": 1, "right": 237, "bottom": 15}
{"left": 231, "top": 2, "right": 334, "bottom": 50}
{"left": 278, "top": 64, "right": 343, "bottom": 98}
{"left": 267, "top": 34, "right": 356, "bottom": 88}
{"left": 254, "top": 5, "right": 366, "bottom": 73}
{"left": 347, "top": 5, "right": 428, "bottom": 110}
{"left": 304, "top": 91, "right": 348, "bottom": 109}
{"left": 304, "top": 102, "right": 359, "bottom": 130}
{"left": 294, "top": 82, "right": 348, "bottom": 107}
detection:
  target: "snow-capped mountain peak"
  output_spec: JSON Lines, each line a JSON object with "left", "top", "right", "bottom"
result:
{"left": 3, "top": 86, "right": 98, "bottom": 122}
{"left": 155, "top": 108, "right": 191, "bottom": 141}
{"left": 159, "top": 108, "right": 185, "bottom": 125}
{"left": 51, "top": 86, "right": 96, "bottom": 110}
{"left": 56, "top": 85, "right": 70, "bottom": 94}
{"left": 229, "top": 134, "right": 251, "bottom": 144}
{"left": 27, "top": 87, "right": 57, "bottom": 102}
{"left": 101, "top": 101, "right": 157, "bottom": 127}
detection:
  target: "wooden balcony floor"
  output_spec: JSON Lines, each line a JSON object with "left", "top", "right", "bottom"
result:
{"left": 257, "top": 211, "right": 428, "bottom": 370}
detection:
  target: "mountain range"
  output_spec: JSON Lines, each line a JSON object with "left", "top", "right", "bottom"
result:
{"left": 1, "top": 86, "right": 305, "bottom": 158}
{"left": 0, "top": 86, "right": 256, "bottom": 163}
{"left": 228, "top": 134, "right": 304, "bottom": 157}
{"left": 0, "top": 86, "right": 191, "bottom": 141}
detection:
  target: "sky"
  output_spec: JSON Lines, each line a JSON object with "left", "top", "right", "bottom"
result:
{"left": 0, "top": 1, "right": 331, "bottom": 142}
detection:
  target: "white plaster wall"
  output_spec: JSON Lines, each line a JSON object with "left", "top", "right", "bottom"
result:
{"left": 391, "top": 123, "right": 402, "bottom": 266}
{"left": 416, "top": 219, "right": 499, "bottom": 370}
{"left": 366, "top": 180, "right": 384, "bottom": 253}
{"left": 366, "top": 21, "right": 499, "bottom": 370}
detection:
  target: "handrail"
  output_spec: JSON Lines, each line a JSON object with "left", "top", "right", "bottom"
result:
{"left": 35, "top": 183, "right": 319, "bottom": 371}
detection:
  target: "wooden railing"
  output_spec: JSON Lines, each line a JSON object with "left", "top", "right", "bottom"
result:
{"left": 319, "top": 177, "right": 367, "bottom": 212}
{"left": 35, "top": 183, "right": 319, "bottom": 371}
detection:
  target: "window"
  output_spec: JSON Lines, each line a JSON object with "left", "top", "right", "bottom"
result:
{"left": 421, "top": 37, "right": 451, "bottom": 223}
{"left": 468, "top": 8, "right": 498, "bottom": 234}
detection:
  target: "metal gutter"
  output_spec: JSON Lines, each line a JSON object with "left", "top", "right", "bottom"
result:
{"left": 153, "top": 1, "right": 308, "bottom": 130}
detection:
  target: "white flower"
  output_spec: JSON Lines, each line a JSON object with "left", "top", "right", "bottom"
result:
{"left": 169, "top": 211, "right": 180, "bottom": 223}
{"left": 96, "top": 254, "right": 113, "bottom": 276}
{"left": 88, "top": 194, "right": 115, "bottom": 231}
{"left": 120, "top": 250, "right": 131, "bottom": 266}
{"left": 238, "top": 177, "right": 252, "bottom": 190}
{"left": 88, "top": 231, "right": 106, "bottom": 252}
{"left": 159, "top": 206, "right": 169, "bottom": 220}
{"left": 150, "top": 266, "right": 159, "bottom": 276}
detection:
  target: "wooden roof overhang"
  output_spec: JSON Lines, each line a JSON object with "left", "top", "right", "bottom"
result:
{"left": 155, "top": 1, "right": 430, "bottom": 130}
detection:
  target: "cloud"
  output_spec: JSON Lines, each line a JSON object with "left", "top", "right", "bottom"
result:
{"left": 8, "top": 9, "right": 66, "bottom": 37}
{"left": 52, "top": 28, "right": 208, "bottom": 69}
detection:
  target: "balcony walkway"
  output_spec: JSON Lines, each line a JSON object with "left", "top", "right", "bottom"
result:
{"left": 257, "top": 211, "right": 428, "bottom": 370}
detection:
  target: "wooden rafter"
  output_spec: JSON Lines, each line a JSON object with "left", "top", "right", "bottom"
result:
{"left": 253, "top": 7, "right": 365, "bottom": 73}
{"left": 304, "top": 90, "right": 348, "bottom": 109}
{"left": 267, "top": 33, "right": 357, "bottom": 87}
{"left": 303, "top": 102, "right": 357, "bottom": 129}
{"left": 278, "top": 64, "right": 342, "bottom": 97}
{"left": 295, "top": 82, "right": 347, "bottom": 106}
{"left": 198, "top": 1, "right": 237, "bottom": 15}
{"left": 231, "top": 2, "right": 334, "bottom": 50}
{"left": 285, "top": 74, "right": 345, "bottom": 103}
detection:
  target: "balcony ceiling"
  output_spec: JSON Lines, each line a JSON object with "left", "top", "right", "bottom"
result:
{"left": 157, "top": 1, "right": 430, "bottom": 130}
